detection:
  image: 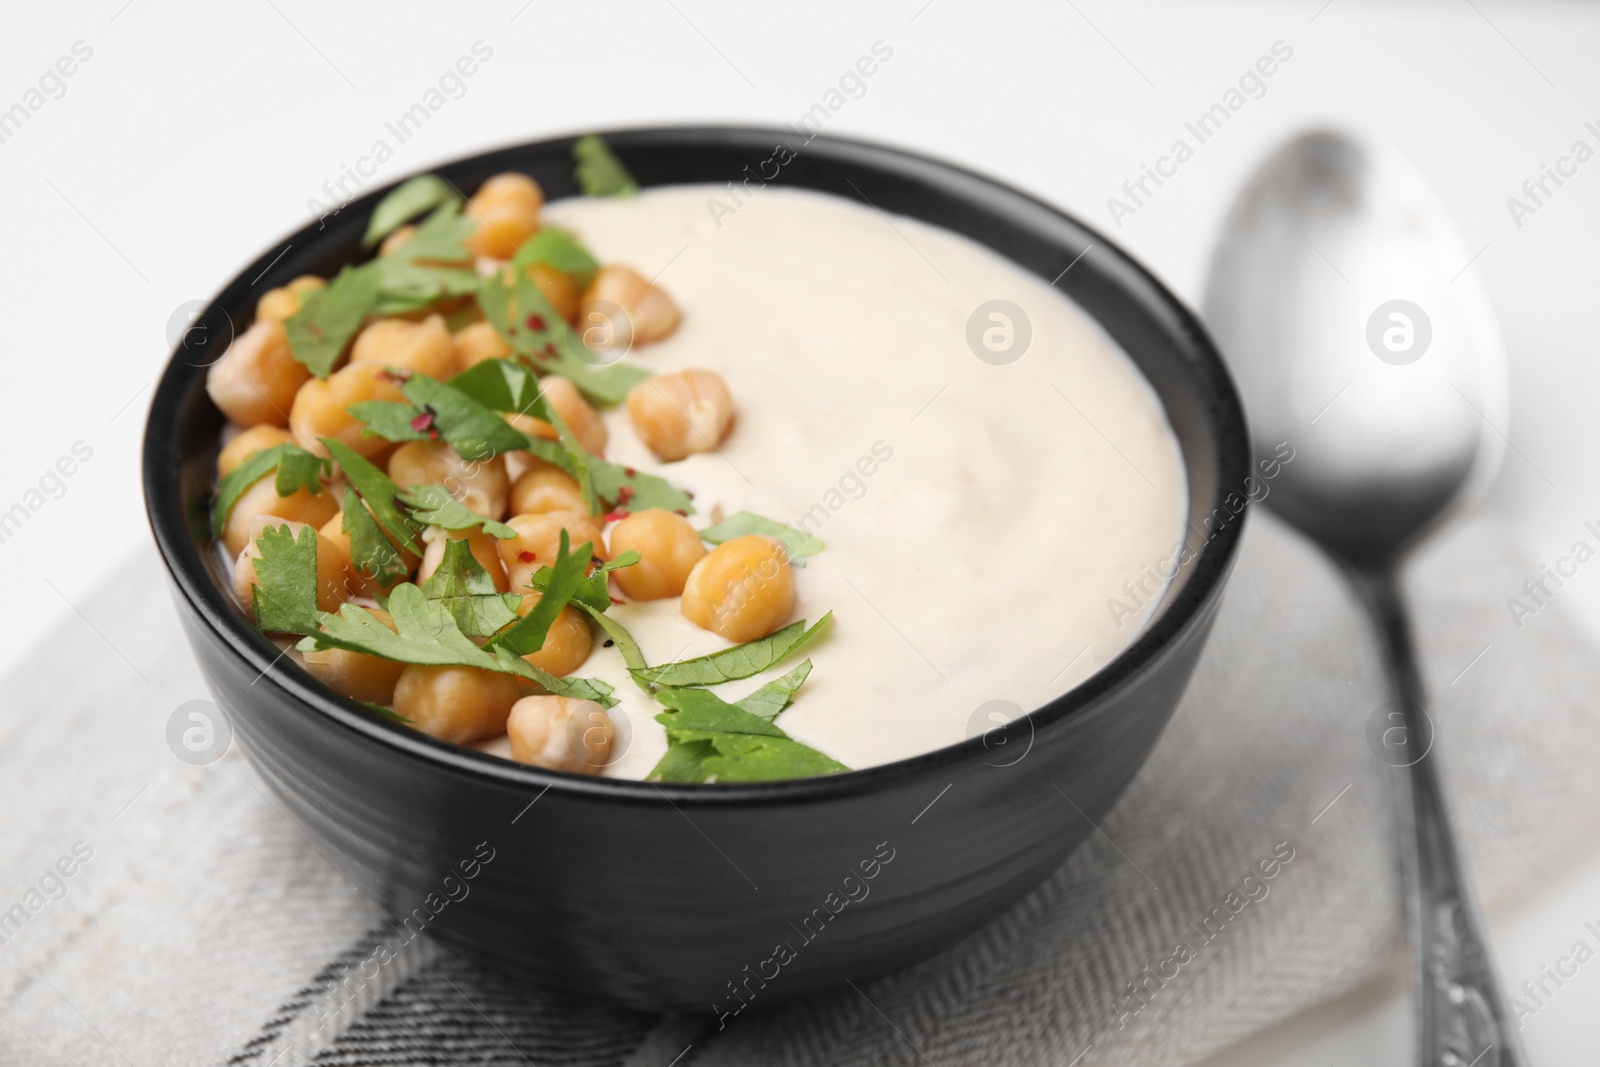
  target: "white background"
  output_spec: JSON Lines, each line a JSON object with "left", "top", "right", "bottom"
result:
{"left": 3, "top": 1, "right": 1600, "bottom": 1062}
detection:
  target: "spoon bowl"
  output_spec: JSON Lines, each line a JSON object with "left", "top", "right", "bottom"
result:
{"left": 1203, "top": 130, "right": 1507, "bottom": 564}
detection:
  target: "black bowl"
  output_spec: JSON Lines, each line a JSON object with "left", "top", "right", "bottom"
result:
{"left": 143, "top": 127, "right": 1249, "bottom": 1013}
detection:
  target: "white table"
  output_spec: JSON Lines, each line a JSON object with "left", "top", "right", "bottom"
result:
{"left": 4, "top": 2, "right": 1597, "bottom": 1062}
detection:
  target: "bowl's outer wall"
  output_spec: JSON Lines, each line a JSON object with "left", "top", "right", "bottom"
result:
{"left": 146, "top": 129, "right": 1248, "bottom": 1012}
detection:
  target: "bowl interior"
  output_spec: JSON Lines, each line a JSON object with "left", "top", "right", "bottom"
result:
{"left": 144, "top": 126, "right": 1249, "bottom": 798}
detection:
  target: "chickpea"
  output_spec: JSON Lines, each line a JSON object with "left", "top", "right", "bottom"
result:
{"left": 218, "top": 425, "right": 293, "bottom": 478}
{"left": 509, "top": 465, "right": 586, "bottom": 516}
{"left": 541, "top": 375, "right": 607, "bottom": 454}
{"left": 497, "top": 511, "right": 606, "bottom": 592}
{"left": 387, "top": 440, "right": 510, "bottom": 520}
{"left": 626, "top": 369, "right": 734, "bottom": 462}
{"left": 680, "top": 535, "right": 794, "bottom": 643}
{"left": 221, "top": 473, "right": 339, "bottom": 557}
{"left": 302, "top": 608, "right": 406, "bottom": 704}
{"left": 349, "top": 314, "right": 455, "bottom": 379}
{"left": 256, "top": 275, "right": 326, "bottom": 323}
{"left": 232, "top": 516, "right": 348, "bottom": 622}
{"left": 527, "top": 262, "right": 579, "bottom": 323}
{"left": 513, "top": 593, "right": 594, "bottom": 676}
{"left": 466, "top": 173, "right": 543, "bottom": 260}
{"left": 607, "top": 509, "right": 707, "bottom": 601}
{"left": 506, "top": 696, "right": 613, "bottom": 773}
{"left": 452, "top": 320, "right": 512, "bottom": 370}
{"left": 392, "top": 664, "right": 520, "bottom": 744}
{"left": 416, "top": 525, "right": 510, "bottom": 592}
{"left": 379, "top": 225, "right": 417, "bottom": 256}
{"left": 206, "top": 319, "right": 311, "bottom": 428}
{"left": 290, "top": 361, "right": 409, "bottom": 459}
{"left": 579, "top": 265, "right": 681, "bottom": 347}
{"left": 319, "top": 509, "right": 419, "bottom": 599}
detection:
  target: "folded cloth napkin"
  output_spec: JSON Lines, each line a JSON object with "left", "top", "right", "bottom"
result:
{"left": 2, "top": 506, "right": 1595, "bottom": 1067}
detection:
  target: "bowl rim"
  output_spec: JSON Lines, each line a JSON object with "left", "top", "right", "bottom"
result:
{"left": 143, "top": 124, "right": 1249, "bottom": 808}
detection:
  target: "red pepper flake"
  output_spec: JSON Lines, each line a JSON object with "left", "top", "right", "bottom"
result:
{"left": 376, "top": 367, "right": 412, "bottom": 385}
{"left": 525, "top": 313, "right": 546, "bottom": 331}
{"left": 601, "top": 509, "right": 631, "bottom": 523}
{"left": 543, "top": 341, "right": 557, "bottom": 357}
{"left": 518, "top": 551, "right": 537, "bottom": 563}
{"left": 609, "top": 596, "right": 625, "bottom": 606}
{"left": 674, "top": 509, "right": 689, "bottom": 517}
{"left": 409, "top": 410, "right": 435, "bottom": 433}
{"left": 616, "top": 486, "right": 635, "bottom": 506}
{"left": 623, "top": 467, "right": 636, "bottom": 478}
{"left": 684, "top": 489, "right": 695, "bottom": 500}
{"left": 507, "top": 326, "right": 518, "bottom": 336}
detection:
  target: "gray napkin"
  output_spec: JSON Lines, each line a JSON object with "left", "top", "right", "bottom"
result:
{"left": 1, "top": 507, "right": 1594, "bottom": 1066}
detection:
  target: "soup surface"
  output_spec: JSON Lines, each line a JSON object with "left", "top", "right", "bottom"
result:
{"left": 458, "top": 185, "right": 1191, "bottom": 777}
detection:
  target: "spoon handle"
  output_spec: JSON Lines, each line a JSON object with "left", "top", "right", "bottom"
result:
{"left": 1353, "top": 569, "right": 1528, "bottom": 1067}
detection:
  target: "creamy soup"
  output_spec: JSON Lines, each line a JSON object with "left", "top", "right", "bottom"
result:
{"left": 463, "top": 185, "right": 1189, "bottom": 776}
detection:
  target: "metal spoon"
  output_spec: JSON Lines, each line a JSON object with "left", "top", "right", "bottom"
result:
{"left": 1202, "top": 130, "right": 1524, "bottom": 1067}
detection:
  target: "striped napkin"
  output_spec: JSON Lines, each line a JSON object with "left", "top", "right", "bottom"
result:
{"left": 2, "top": 506, "right": 1594, "bottom": 1066}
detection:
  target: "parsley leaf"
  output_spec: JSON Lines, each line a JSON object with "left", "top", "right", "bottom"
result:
{"left": 648, "top": 740, "right": 716, "bottom": 784}
{"left": 398, "top": 484, "right": 516, "bottom": 539}
{"left": 512, "top": 227, "right": 600, "bottom": 289}
{"left": 655, "top": 687, "right": 785, "bottom": 736}
{"left": 589, "top": 460, "right": 694, "bottom": 515}
{"left": 447, "top": 357, "right": 550, "bottom": 415}
{"left": 734, "top": 659, "right": 813, "bottom": 721}
{"left": 342, "top": 486, "right": 409, "bottom": 586}
{"left": 299, "top": 585, "right": 619, "bottom": 707}
{"left": 478, "top": 267, "right": 649, "bottom": 405}
{"left": 418, "top": 538, "right": 522, "bottom": 638}
{"left": 631, "top": 612, "right": 832, "bottom": 688}
{"left": 529, "top": 551, "right": 641, "bottom": 613}
{"left": 284, "top": 264, "right": 381, "bottom": 377}
{"left": 486, "top": 530, "right": 590, "bottom": 656}
{"left": 571, "top": 601, "right": 653, "bottom": 694}
{"left": 362, "top": 175, "right": 462, "bottom": 248}
{"left": 392, "top": 200, "right": 474, "bottom": 263}
{"left": 647, "top": 675, "right": 847, "bottom": 783}
{"left": 694, "top": 735, "right": 849, "bottom": 782}
{"left": 211, "top": 443, "right": 329, "bottom": 534}
{"left": 400, "top": 373, "right": 534, "bottom": 461}
{"left": 346, "top": 400, "right": 433, "bottom": 445}
{"left": 573, "top": 134, "right": 639, "bottom": 197}
{"left": 320, "top": 439, "right": 421, "bottom": 554}
{"left": 249, "top": 522, "right": 324, "bottom": 635}
{"left": 701, "top": 512, "right": 823, "bottom": 561}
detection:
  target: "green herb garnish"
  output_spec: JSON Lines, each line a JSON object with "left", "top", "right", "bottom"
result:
{"left": 646, "top": 674, "right": 846, "bottom": 783}
{"left": 486, "top": 530, "right": 590, "bottom": 656}
{"left": 320, "top": 439, "right": 421, "bottom": 554}
{"left": 296, "top": 584, "right": 618, "bottom": 707}
{"left": 401, "top": 373, "right": 534, "bottom": 461}
{"left": 398, "top": 484, "right": 516, "bottom": 539}
{"left": 342, "top": 486, "right": 409, "bottom": 586}
{"left": 512, "top": 227, "right": 601, "bottom": 289}
{"left": 211, "top": 443, "right": 329, "bottom": 533}
{"left": 572, "top": 601, "right": 653, "bottom": 694}
{"left": 362, "top": 175, "right": 462, "bottom": 249}
{"left": 734, "top": 659, "right": 813, "bottom": 721}
{"left": 418, "top": 538, "right": 522, "bottom": 638}
{"left": 700, "top": 512, "right": 823, "bottom": 561}
{"left": 631, "top": 612, "right": 832, "bottom": 688}
{"left": 447, "top": 356, "right": 550, "bottom": 414}
{"left": 477, "top": 267, "right": 649, "bottom": 406}
{"left": 248, "top": 522, "right": 324, "bottom": 635}
{"left": 284, "top": 264, "right": 381, "bottom": 378}
{"left": 573, "top": 134, "right": 639, "bottom": 197}
{"left": 528, "top": 551, "right": 641, "bottom": 613}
